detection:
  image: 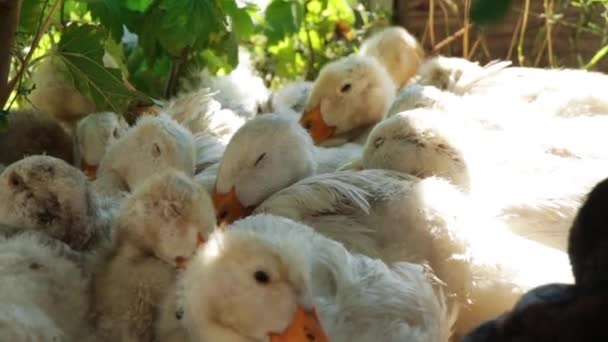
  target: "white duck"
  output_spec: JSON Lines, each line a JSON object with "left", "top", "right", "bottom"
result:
{"left": 359, "top": 26, "right": 425, "bottom": 89}
{"left": 211, "top": 113, "right": 361, "bottom": 224}
{"left": 95, "top": 114, "right": 196, "bottom": 195}
{"left": 0, "top": 230, "right": 93, "bottom": 341}
{"left": 300, "top": 54, "right": 396, "bottom": 146}
{"left": 253, "top": 171, "right": 573, "bottom": 337}
{"left": 75, "top": 111, "right": 129, "bottom": 179}
{"left": 175, "top": 214, "right": 452, "bottom": 342}
{"left": 92, "top": 170, "right": 215, "bottom": 341}
{"left": 0, "top": 155, "right": 115, "bottom": 251}
{"left": 265, "top": 81, "right": 314, "bottom": 115}
{"left": 182, "top": 49, "right": 270, "bottom": 119}
{"left": 345, "top": 109, "right": 608, "bottom": 251}
{"left": 415, "top": 56, "right": 512, "bottom": 95}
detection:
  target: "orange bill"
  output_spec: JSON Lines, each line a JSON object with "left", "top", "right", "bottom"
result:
{"left": 212, "top": 187, "right": 254, "bottom": 225}
{"left": 300, "top": 106, "right": 336, "bottom": 145}
{"left": 175, "top": 256, "right": 187, "bottom": 270}
{"left": 197, "top": 232, "right": 206, "bottom": 247}
{"left": 80, "top": 160, "right": 98, "bottom": 180}
{"left": 270, "top": 306, "right": 329, "bottom": 342}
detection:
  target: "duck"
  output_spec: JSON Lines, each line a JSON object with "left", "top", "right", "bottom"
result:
{"left": 164, "top": 87, "right": 245, "bottom": 142}
{"left": 0, "top": 230, "right": 93, "bottom": 341}
{"left": 181, "top": 49, "right": 270, "bottom": 119}
{"left": 299, "top": 54, "right": 396, "bottom": 146}
{"left": 75, "top": 112, "right": 129, "bottom": 180}
{"left": 265, "top": 81, "right": 314, "bottom": 115}
{"left": 415, "top": 56, "right": 512, "bottom": 95}
{"left": 0, "top": 109, "right": 74, "bottom": 166}
{"left": 343, "top": 108, "right": 608, "bottom": 251}
{"left": 359, "top": 26, "right": 425, "bottom": 89}
{"left": 175, "top": 214, "right": 453, "bottom": 342}
{"left": 27, "top": 57, "right": 96, "bottom": 129}
{"left": 94, "top": 114, "right": 196, "bottom": 195}
{"left": 0, "top": 155, "right": 115, "bottom": 252}
{"left": 462, "top": 176, "right": 608, "bottom": 342}
{"left": 252, "top": 170, "right": 573, "bottom": 337}
{"left": 91, "top": 170, "right": 216, "bottom": 341}
{"left": 211, "top": 113, "right": 362, "bottom": 224}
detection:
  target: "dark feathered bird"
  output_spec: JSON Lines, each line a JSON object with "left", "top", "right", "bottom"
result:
{"left": 0, "top": 110, "right": 74, "bottom": 166}
{"left": 462, "top": 177, "right": 608, "bottom": 342}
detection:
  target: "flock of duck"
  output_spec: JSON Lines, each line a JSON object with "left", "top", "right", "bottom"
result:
{"left": 1, "top": 26, "right": 608, "bottom": 341}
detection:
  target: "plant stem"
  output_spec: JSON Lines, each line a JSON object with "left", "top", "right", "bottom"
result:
{"left": 517, "top": 0, "right": 530, "bottom": 66}
{"left": 5, "top": 0, "right": 61, "bottom": 106}
{"left": 0, "top": 0, "right": 23, "bottom": 109}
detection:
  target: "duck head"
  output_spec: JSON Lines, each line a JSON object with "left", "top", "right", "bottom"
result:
{"left": 300, "top": 55, "right": 396, "bottom": 145}
{"left": 178, "top": 214, "right": 329, "bottom": 342}
{"left": 97, "top": 114, "right": 196, "bottom": 192}
{"left": 116, "top": 170, "right": 215, "bottom": 269}
{"left": 361, "top": 108, "right": 470, "bottom": 191}
{"left": 76, "top": 112, "right": 129, "bottom": 180}
{"left": 359, "top": 26, "right": 425, "bottom": 89}
{"left": 0, "top": 155, "right": 100, "bottom": 250}
{"left": 213, "top": 114, "right": 316, "bottom": 225}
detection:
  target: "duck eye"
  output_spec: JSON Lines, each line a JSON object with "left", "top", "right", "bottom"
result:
{"left": 152, "top": 143, "right": 162, "bottom": 157}
{"left": 112, "top": 128, "right": 119, "bottom": 138}
{"left": 254, "top": 153, "right": 266, "bottom": 167}
{"left": 254, "top": 270, "right": 270, "bottom": 284}
{"left": 374, "top": 137, "right": 385, "bottom": 148}
{"left": 340, "top": 83, "right": 352, "bottom": 93}
{"left": 8, "top": 172, "right": 23, "bottom": 189}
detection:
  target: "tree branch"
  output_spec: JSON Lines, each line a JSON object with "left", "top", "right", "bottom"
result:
{"left": 0, "top": 0, "right": 23, "bottom": 109}
{"left": 5, "top": 0, "right": 61, "bottom": 106}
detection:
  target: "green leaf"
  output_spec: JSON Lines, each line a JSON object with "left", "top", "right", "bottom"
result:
{"left": 86, "top": 0, "right": 141, "bottom": 41}
{"left": 220, "top": 0, "right": 256, "bottom": 38}
{"left": 470, "top": 0, "right": 513, "bottom": 26}
{"left": 104, "top": 37, "right": 129, "bottom": 76}
{"left": 585, "top": 44, "right": 608, "bottom": 70}
{"left": 264, "top": 0, "right": 304, "bottom": 44}
{"left": 56, "top": 24, "right": 143, "bottom": 113}
{"left": 124, "top": 0, "right": 154, "bottom": 12}
{"left": 19, "top": 0, "right": 51, "bottom": 34}
{"left": 154, "top": 0, "right": 228, "bottom": 56}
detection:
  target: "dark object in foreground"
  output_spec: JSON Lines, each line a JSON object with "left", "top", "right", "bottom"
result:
{"left": 0, "top": 109, "right": 74, "bottom": 165}
{"left": 462, "top": 177, "right": 608, "bottom": 341}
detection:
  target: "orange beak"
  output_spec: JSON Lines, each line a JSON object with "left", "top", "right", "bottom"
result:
{"left": 270, "top": 306, "right": 329, "bottom": 342}
{"left": 175, "top": 256, "right": 187, "bottom": 270}
{"left": 197, "top": 232, "right": 206, "bottom": 247}
{"left": 80, "top": 160, "right": 98, "bottom": 179}
{"left": 212, "top": 187, "right": 254, "bottom": 225}
{"left": 300, "top": 106, "right": 336, "bottom": 145}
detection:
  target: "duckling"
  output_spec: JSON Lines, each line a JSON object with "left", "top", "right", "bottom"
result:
{"left": 416, "top": 56, "right": 512, "bottom": 95}
{"left": 165, "top": 87, "right": 245, "bottom": 141}
{"left": 346, "top": 109, "right": 608, "bottom": 251}
{"left": 95, "top": 114, "right": 196, "bottom": 195}
{"left": 0, "top": 109, "right": 74, "bottom": 166}
{"left": 28, "top": 57, "right": 96, "bottom": 128}
{"left": 0, "top": 155, "right": 114, "bottom": 251}
{"left": 177, "top": 214, "right": 452, "bottom": 342}
{"left": 462, "top": 176, "right": 608, "bottom": 342}
{"left": 0, "top": 230, "right": 93, "bottom": 340}
{"left": 75, "top": 112, "right": 129, "bottom": 179}
{"left": 300, "top": 55, "right": 396, "bottom": 146}
{"left": 182, "top": 49, "right": 270, "bottom": 119}
{"left": 212, "top": 113, "right": 361, "bottom": 224}
{"left": 266, "top": 81, "right": 314, "bottom": 115}
{"left": 92, "top": 170, "right": 215, "bottom": 341}
{"left": 359, "top": 26, "right": 425, "bottom": 89}
{"left": 253, "top": 171, "right": 573, "bottom": 337}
